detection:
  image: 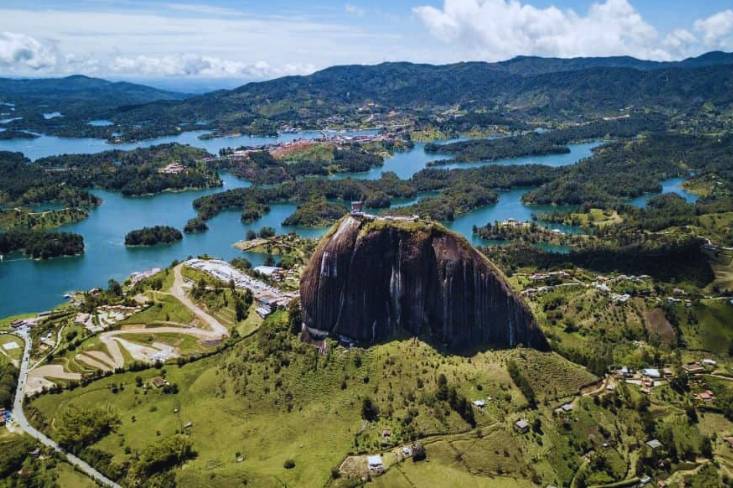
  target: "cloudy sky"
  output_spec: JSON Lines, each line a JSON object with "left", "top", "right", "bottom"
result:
{"left": 1, "top": 0, "right": 732, "bottom": 84}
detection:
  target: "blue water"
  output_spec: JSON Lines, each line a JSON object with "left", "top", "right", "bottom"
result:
{"left": 0, "top": 173, "right": 327, "bottom": 316}
{"left": 629, "top": 177, "right": 699, "bottom": 208}
{"left": 438, "top": 141, "right": 602, "bottom": 170}
{"left": 0, "top": 132, "right": 600, "bottom": 316}
{"left": 332, "top": 140, "right": 601, "bottom": 181}
{"left": 0, "top": 128, "right": 380, "bottom": 161}
{"left": 446, "top": 189, "right": 580, "bottom": 247}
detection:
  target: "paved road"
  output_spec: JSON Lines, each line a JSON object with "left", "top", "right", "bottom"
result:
{"left": 10, "top": 328, "right": 121, "bottom": 488}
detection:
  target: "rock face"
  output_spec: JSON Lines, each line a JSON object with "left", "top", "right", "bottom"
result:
{"left": 300, "top": 216, "right": 547, "bottom": 351}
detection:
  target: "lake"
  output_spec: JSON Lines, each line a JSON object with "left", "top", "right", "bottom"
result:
{"left": 629, "top": 177, "right": 699, "bottom": 208}
{"left": 0, "top": 131, "right": 615, "bottom": 316}
{"left": 0, "top": 128, "right": 380, "bottom": 161}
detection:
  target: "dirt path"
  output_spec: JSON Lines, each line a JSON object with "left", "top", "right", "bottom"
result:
{"left": 170, "top": 264, "right": 230, "bottom": 338}
{"left": 30, "top": 265, "right": 230, "bottom": 383}
{"left": 26, "top": 365, "right": 82, "bottom": 395}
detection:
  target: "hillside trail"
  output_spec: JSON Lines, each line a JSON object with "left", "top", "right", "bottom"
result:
{"left": 26, "top": 264, "right": 230, "bottom": 390}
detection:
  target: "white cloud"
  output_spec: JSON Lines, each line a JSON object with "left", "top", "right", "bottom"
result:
{"left": 414, "top": 0, "right": 682, "bottom": 61}
{"left": 0, "top": 31, "right": 58, "bottom": 71}
{"left": 345, "top": 4, "right": 366, "bottom": 17}
{"left": 694, "top": 10, "right": 733, "bottom": 48}
{"left": 0, "top": 28, "right": 317, "bottom": 79}
{"left": 109, "top": 54, "right": 315, "bottom": 78}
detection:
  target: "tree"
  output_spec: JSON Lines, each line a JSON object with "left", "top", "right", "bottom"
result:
{"left": 259, "top": 226, "right": 276, "bottom": 238}
{"left": 361, "top": 397, "right": 379, "bottom": 422}
{"left": 107, "top": 279, "right": 123, "bottom": 296}
{"left": 288, "top": 298, "right": 302, "bottom": 335}
{"left": 235, "top": 298, "right": 247, "bottom": 322}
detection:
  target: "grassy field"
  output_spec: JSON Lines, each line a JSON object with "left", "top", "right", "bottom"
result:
{"left": 55, "top": 461, "right": 99, "bottom": 488}
{"left": 707, "top": 249, "right": 733, "bottom": 293}
{"left": 0, "top": 333, "right": 24, "bottom": 362}
{"left": 120, "top": 294, "right": 196, "bottom": 326}
{"left": 676, "top": 299, "right": 733, "bottom": 355}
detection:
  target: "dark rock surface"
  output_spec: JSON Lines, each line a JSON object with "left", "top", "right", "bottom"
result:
{"left": 300, "top": 216, "right": 547, "bottom": 351}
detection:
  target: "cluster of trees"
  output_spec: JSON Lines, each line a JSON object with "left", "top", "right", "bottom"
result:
{"left": 0, "top": 436, "right": 46, "bottom": 482}
{"left": 55, "top": 405, "right": 121, "bottom": 451}
{"left": 124, "top": 225, "right": 182, "bottom": 246}
{"left": 245, "top": 226, "right": 276, "bottom": 240}
{"left": 127, "top": 435, "right": 196, "bottom": 485}
{"left": 435, "top": 373, "right": 475, "bottom": 427}
{"left": 0, "top": 362, "right": 18, "bottom": 409}
{"left": 234, "top": 289, "right": 253, "bottom": 321}
{"left": 0, "top": 229, "right": 84, "bottom": 259}
{"left": 183, "top": 217, "right": 208, "bottom": 234}
{"left": 507, "top": 360, "right": 536, "bottom": 408}
{"left": 426, "top": 113, "right": 667, "bottom": 163}
{"left": 282, "top": 197, "right": 347, "bottom": 227}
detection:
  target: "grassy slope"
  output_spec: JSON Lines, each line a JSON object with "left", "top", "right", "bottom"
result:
{"left": 28, "top": 308, "right": 599, "bottom": 487}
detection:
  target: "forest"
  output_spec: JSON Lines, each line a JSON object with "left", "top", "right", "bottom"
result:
{"left": 0, "top": 361, "right": 17, "bottom": 410}
{"left": 0, "top": 229, "right": 84, "bottom": 259}
{"left": 425, "top": 113, "right": 667, "bottom": 163}
{"left": 35, "top": 144, "right": 219, "bottom": 196}
{"left": 524, "top": 133, "right": 733, "bottom": 209}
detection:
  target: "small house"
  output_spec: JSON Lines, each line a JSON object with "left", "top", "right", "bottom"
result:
{"left": 695, "top": 390, "right": 715, "bottom": 402}
{"left": 702, "top": 358, "right": 717, "bottom": 367}
{"left": 646, "top": 439, "right": 663, "bottom": 450}
{"left": 472, "top": 399, "right": 486, "bottom": 408}
{"left": 367, "top": 455, "right": 384, "bottom": 474}
{"left": 682, "top": 363, "right": 705, "bottom": 374}
{"left": 150, "top": 377, "right": 168, "bottom": 389}
{"left": 514, "top": 419, "right": 529, "bottom": 433}
{"left": 642, "top": 368, "right": 661, "bottom": 379}
{"left": 351, "top": 201, "right": 365, "bottom": 215}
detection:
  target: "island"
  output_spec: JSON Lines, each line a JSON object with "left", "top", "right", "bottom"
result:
{"left": 124, "top": 225, "right": 183, "bottom": 246}
{"left": 0, "top": 229, "right": 84, "bottom": 259}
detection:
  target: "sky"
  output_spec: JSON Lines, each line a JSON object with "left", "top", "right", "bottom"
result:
{"left": 1, "top": 0, "right": 732, "bottom": 87}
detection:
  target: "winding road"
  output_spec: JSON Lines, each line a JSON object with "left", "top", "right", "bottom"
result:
{"left": 10, "top": 327, "right": 121, "bottom": 488}
{"left": 7, "top": 264, "right": 231, "bottom": 487}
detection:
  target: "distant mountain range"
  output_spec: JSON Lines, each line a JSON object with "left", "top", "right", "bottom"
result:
{"left": 2, "top": 51, "right": 732, "bottom": 131}
{"left": 0, "top": 75, "right": 189, "bottom": 118}
{"left": 488, "top": 50, "right": 733, "bottom": 75}
{"left": 106, "top": 50, "right": 733, "bottom": 126}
